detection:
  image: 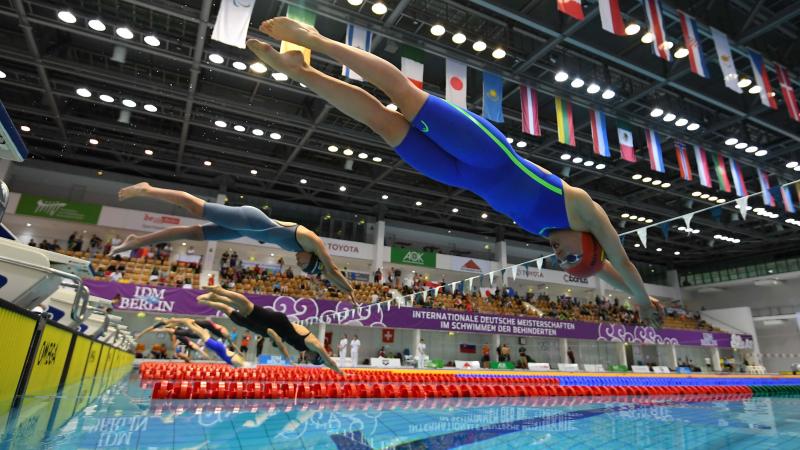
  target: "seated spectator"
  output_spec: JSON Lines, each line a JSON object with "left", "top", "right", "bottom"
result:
{"left": 28, "top": 238, "right": 36, "bottom": 247}
{"left": 110, "top": 270, "right": 123, "bottom": 282}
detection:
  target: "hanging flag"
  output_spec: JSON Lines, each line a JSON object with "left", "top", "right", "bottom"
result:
{"left": 781, "top": 185, "right": 797, "bottom": 213}
{"left": 520, "top": 84, "right": 541, "bottom": 136}
{"left": 710, "top": 206, "right": 722, "bottom": 222}
{"left": 445, "top": 58, "right": 468, "bottom": 108}
{"left": 636, "top": 228, "right": 648, "bottom": 248}
{"left": 747, "top": 49, "right": 778, "bottom": 109}
{"left": 555, "top": 97, "right": 575, "bottom": 146}
{"left": 796, "top": 183, "right": 800, "bottom": 208}
{"left": 735, "top": 196, "right": 749, "bottom": 220}
{"left": 728, "top": 158, "right": 748, "bottom": 197}
{"left": 674, "top": 142, "right": 693, "bottom": 181}
{"left": 280, "top": 6, "right": 317, "bottom": 65}
{"left": 211, "top": 0, "right": 257, "bottom": 49}
{"left": 678, "top": 10, "right": 709, "bottom": 78}
{"left": 482, "top": 71, "right": 504, "bottom": 123}
{"left": 693, "top": 145, "right": 712, "bottom": 188}
{"left": 682, "top": 212, "right": 695, "bottom": 230}
{"left": 617, "top": 121, "right": 636, "bottom": 162}
{"left": 645, "top": 129, "right": 665, "bottom": 173}
{"left": 557, "top": 0, "right": 585, "bottom": 20}
{"left": 589, "top": 109, "right": 611, "bottom": 157}
{"left": 660, "top": 223, "right": 670, "bottom": 240}
{"left": 757, "top": 168, "right": 776, "bottom": 207}
{"left": 714, "top": 153, "right": 732, "bottom": 193}
{"left": 341, "top": 24, "right": 374, "bottom": 81}
{"left": 400, "top": 45, "right": 425, "bottom": 89}
{"left": 711, "top": 27, "right": 742, "bottom": 93}
{"left": 643, "top": 0, "right": 671, "bottom": 61}
{"left": 598, "top": 0, "right": 625, "bottom": 35}
{"left": 776, "top": 64, "right": 800, "bottom": 122}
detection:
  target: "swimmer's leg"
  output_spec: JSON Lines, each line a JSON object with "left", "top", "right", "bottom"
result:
{"left": 299, "top": 326, "right": 345, "bottom": 376}
{"left": 118, "top": 182, "right": 205, "bottom": 217}
{"left": 111, "top": 225, "right": 206, "bottom": 255}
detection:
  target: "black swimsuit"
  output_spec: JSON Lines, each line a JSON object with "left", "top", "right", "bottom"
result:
{"left": 229, "top": 306, "right": 311, "bottom": 352}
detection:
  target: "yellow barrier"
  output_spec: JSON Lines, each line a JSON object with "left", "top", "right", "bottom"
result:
{"left": 24, "top": 325, "right": 73, "bottom": 397}
{"left": 0, "top": 306, "right": 37, "bottom": 412}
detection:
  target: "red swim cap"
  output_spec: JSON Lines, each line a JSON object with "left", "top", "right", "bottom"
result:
{"left": 564, "top": 233, "right": 605, "bottom": 278}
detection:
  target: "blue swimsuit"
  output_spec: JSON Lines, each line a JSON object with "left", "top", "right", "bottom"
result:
{"left": 201, "top": 203, "right": 304, "bottom": 252}
{"left": 395, "top": 95, "right": 571, "bottom": 237}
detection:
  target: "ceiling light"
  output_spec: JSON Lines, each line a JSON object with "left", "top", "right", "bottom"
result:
{"left": 652, "top": 179, "right": 662, "bottom": 185}
{"left": 122, "top": 99, "right": 137, "bottom": 108}
{"left": 621, "top": 213, "right": 630, "bottom": 218}
{"left": 656, "top": 247, "right": 662, "bottom": 252}
{"left": 76, "top": 88, "right": 92, "bottom": 98}
{"left": 472, "top": 40, "right": 487, "bottom": 52}
{"left": 249, "top": 169, "right": 258, "bottom": 175}
{"left": 232, "top": 61, "right": 247, "bottom": 70}
{"left": 584, "top": 160, "right": 595, "bottom": 167}
{"left": 386, "top": 103, "right": 398, "bottom": 111}
{"left": 735, "top": 142, "right": 748, "bottom": 150}
{"left": 637, "top": 217, "right": 646, "bottom": 222}
{"left": 269, "top": 132, "right": 282, "bottom": 140}
{"left": 554, "top": 71, "right": 569, "bottom": 82}
{"left": 88, "top": 19, "right": 106, "bottom": 31}
{"left": 601, "top": 89, "right": 616, "bottom": 99}
{"left": 491, "top": 48, "right": 506, "bottom": 59}
{"left": 595, "top": 163, "right": 606, "bottom": 170}
{"left": 144, "top": 35, "right": 161, "bottom": 47}
{"left": 570, "top": 77, "right": 585, "bottom": 88}
{"left": 738, "top": 78, "right": 752, "bottom": 88}
{"left": 452, "top": 32, "right": 466, "bottom": 44}
{"left": 203, "top": 160, "right": 212, "bottom": 166}
{"left": 625, "top": 23, "right": 641, "bottom": 35}
{"left": 339, "top": 185, "right": 347, "bottom": 192}
{"left": 661, "top": 183, "right": 670, "bottom": 188}
{"left": 233, "top": 125, "right": 245, "bottom": 132}
{"left": 786, "top": 161, "right": 799, "bottom": 169}
{"left": 650, "top": 107, "right": 664, "bottom": 118}
{"left": 381, "top": 194, "right": 389, "bottom": 200}
{"left": 144, "top": 149, "right": 153, "bottom": 156}
{"left": 716, "top": 199, "right": 725, "bottom": 204}
{"left": 674, "top": 251, "right": 681, "bottom": 255}
{"left": 209, "top": 53, "right": 225, "bottom": 64}
{"left": 741, "top": 145, "right": 758, "bottom": 153}
{"left": 572, "top": 156, "right": 583, "bottom": 164}
{"left": 642, "top": 176, "right": 652, "bottom": 183}
{"left": 328, "top": 145, "right": 339, "bottom": 153}
{"left": 372, "top": 156, "right": 383, "bottom": 162}
{"left": 481, "top": 212, "right": 488, "bottom": 219}
{"left": 115, "top": 27, "right": 134, "bottom": 40}
{"left": 795, "top": 166, "right": 800, "bottom": 172}
{"left": 629, "top": 215, "right": 638, "bottom": 220}
{"left": 343, "top": 148, "right": 354, "bottom": 156}
{"left": 451, "top": 208, "right": 459, "bottom": 213}
{"left": 347, "top": 0, "right": 364, "bottom": 5}
{"left": 357, "top": 152, "right": 368, "bottom": 159}
{"left": 415, "top": 201, "right": 423, "bottom": 206}
{"left": 725, "top": 138, "right": 738, "bottom": 146}
{"left": 692, "top": 191, "right": 701, "bottom": 197}
{"left": 700, "top": 193, "right": 710, "bottom": 199}
{"left": 214, "top": 120, "right": 227, "bottom": 128}
{"left": 632, "top": 174, "right": 643, "bottom": 180}
{"left": 634, "top": 243, "right": 641, "bottom": 248}
{"left": 57, "top": 11, "right": 77, "bottom": 24}
{"left": 687, "top": 123, "right": 700, "bottom": 131}
{"left": 755, "top": 149, "right": 768, "bottom": 157}
{"left": 663, "top": 41, "right": 674, "bottom": 50}
{"left": 98, "top": 94, "right": 114, "bottom": 103}
{"left": 674, "top": 47, "right": 689, "bottom": 59}
{"left": 431, "top": 24, "right": 446, "bottom": 36}
{"left": 300, "top": 178, "right": 308, "bottom": 184}
{"left": 250, "top": 62, "right": 267, "bottom": 73}
{"left": 20, "top": 125, "right": 30, "bottom": 132}
{"left": 708, "top": 196, "right": 718, "bottom": 201}
{"left": 674, "top": 118, "right": 688, "bottom": 127}
{"left": 641, "top": 32, "right": 654, "bottom": 44}
{"left": 252, "top": 129, "right": 264, "bottom": 136}
{"left": 645, "top": 219, "right": 654, "bottom": 223}
{"left": 560, "top": 153, "right": 571, "bottom": 160}
{"left": 143, "top": 104, "right": 158, "bottom": 112}
{"left": 506, "top": 137, "right": 514, "bottom": 144}
{"left": 516, "top": 141, "right": 527, "bottom": 148}
{"left": 586, "top": 83, "right": 601, "bottom": 94}
{"left": 271, "top": 72, "right": 289, "bottom": 81}
{"left": 371, "top": 2, "right": 387, "bottom": 14}
{"left": 748, "top": 85, "right": 762, "bottom": 94}
{"left": 89, "top": 138, "right": 99, "bottom": 145}
{"left": 662, "top": 112, "right": 676, "bottom": 122}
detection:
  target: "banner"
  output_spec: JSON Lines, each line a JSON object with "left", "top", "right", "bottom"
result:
{"left": 85, "top": 281, "right": 751, "bottom": 348}
{"left": 747, "top": 49, "right": 778, "bottom": 109}
{"left": 16, "top": 194, "right": 101, "bottom": 224}
{"left": 459, "top": 344, "right": 477, "bottom": 354}
{"left": 280, "top": 6, "right": 316, "bottom": 65}
{"left": 598, "top": 0, "right": 625, "bottom": 35}
{"left": 482, "top": 71, "right": 504, "bottom": 123}
{"left": 390, "top": 247, "right": 436, "bottom": 268}
{"left": 341, "top": 24, "right": 373, "bottom": 81}
{"left": 210, "top": 0, "right": 256, "bottom": 49}
{"left": 711, "top": 27, "right": 742, "bottom": 93}
{"left": 447, "top": 255, "right": 493, "bottom": 274}
{"left": 445, "top": 58, "right": 467, "bottom": 108}
{"left": 678, "top": 10, "right": 709, "bottom": 78}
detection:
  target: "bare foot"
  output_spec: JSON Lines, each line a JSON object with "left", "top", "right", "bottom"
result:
{"left": 110, "top": 234, "right": 140, "bottom": 255}
{"left": 118, "top": 182, "right": 151, "bottom": 201}
{"left": 258, "top": 17, "right": 321, "bottom": 49}
{"left": 246, "top": 39, "right": 307, "bottom": 75}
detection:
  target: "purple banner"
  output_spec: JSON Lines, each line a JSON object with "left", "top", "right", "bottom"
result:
{"left": 86, "top": 281, "right": 753, "bottom": 349}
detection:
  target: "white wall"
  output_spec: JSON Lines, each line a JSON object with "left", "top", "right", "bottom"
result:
{"left": 755, "top": 319, "right": 800, "bottom": 373}
{"left": 682, "top": 274, "right": 800, "bottom": 314}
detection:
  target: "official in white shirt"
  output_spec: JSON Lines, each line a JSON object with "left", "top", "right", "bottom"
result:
{"left": 350, "top": 335, "right": 361, "bottom": 367}
{"left": 338, "top": 334, "right": 349, "bottom": 360}
{"left": 416, "top": 338, "right": 427, "bottom": 369}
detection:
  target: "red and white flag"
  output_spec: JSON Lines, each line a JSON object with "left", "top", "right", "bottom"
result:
{"left": 598, "top": 0, "right": 625, "bottom": 35}
{"left": 400, "top": 46, "right": 424, "bottom": 89}
{"left": 519, "top": 84, "right": 540, "bottom": 136}
{"left": 445, "top": 58, "right": 467, "bottom": 108}
{"left": 557, "top": 0, "right": 584, "bottom": 20}
{"left": 747, "top": 49, "right": 778, "bottom": 109}
{"left": 776, "top": 64, "right": 800, "bottom": 122}
{"left": 678, "top": 10, "right": 709, "bottom": 78}
{"left": 643, "top": 0, "right": 671, "bottom": 62}
{"left": 693, "top": 145, "right": 712, "bottom": 188}
{"left": 675, "top": 142, "right": 693, "bottom": 181}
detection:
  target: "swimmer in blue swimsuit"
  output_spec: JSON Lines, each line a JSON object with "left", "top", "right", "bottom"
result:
{"left": 247, "top": 17, "right": 661, "bottom": 310}
{"left": 166, "top": 318, "right": 246, "bottom": 367}
{"left": 112, "top": 182, "right": 355, "bottom": 300}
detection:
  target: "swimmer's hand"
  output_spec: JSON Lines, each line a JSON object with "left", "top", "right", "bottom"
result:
{"left": 649, "top": 296, "right": 662, "bottom": 309}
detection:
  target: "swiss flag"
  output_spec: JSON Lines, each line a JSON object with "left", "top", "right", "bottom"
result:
{"left": 446, "top": 58, "right": 467, "bottom": 108}
{"left": 382, "top": 328, "right": 395, "bottom": 343}
{"left": 324, "top": 332, "right": 332, "bottom": 346}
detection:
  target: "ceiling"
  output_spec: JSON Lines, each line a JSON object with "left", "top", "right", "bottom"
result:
{"left": 1, "top": 0, "right": 800, "bottom": 271}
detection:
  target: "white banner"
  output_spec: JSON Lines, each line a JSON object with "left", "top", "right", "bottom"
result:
{"left": 210, "top": 0, "right": 256, "bottom": 49}
{"left": 711, "top": 27, "right": 743, "bottom": 93}
{"left": 320, "top": 237, "right": 374, "bottom": 260}
{"left": 514, "top": 266, "right": 596, "bottom": 287}
{"left": 445, "top": 255, "right": 494, "bottom": 274}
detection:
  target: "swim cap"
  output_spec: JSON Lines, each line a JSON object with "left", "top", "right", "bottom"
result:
{"left": 564, "top": 233, "right": 605, "bottom": 278}
{"left": 302, "top": 254, "right": 323, "bottom": 275}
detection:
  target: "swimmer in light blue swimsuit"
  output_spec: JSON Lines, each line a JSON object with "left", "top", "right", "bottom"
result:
{"left": 112, "top": 182, "right": 355, "bottom": 299}
{"left": 247, "top": 17, "right": 662, "bottom": 311}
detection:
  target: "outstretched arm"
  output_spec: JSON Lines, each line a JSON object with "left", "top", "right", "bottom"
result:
{"left": 298, "top": 230, "right": 355, "bottom": 300}
{"left": 266, "top": 328, "right": 293, "bottom": 362}
{"left": 596, "top": 261, "right": 661, "bottom": 309}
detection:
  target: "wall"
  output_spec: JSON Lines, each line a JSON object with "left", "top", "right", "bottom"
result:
{"left": 682, "top": 274, "right": 800, "bottom": 314}
{"left": 755, "top": 319, "right": 800, "bottom": 373}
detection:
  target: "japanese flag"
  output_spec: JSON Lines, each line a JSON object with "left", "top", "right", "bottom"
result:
{"left": 445, "top": 58, "right": 467, "bottom": 108}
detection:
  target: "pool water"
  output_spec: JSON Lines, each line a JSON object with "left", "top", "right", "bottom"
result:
{"left": 8, "top": 371, "right": 800, "bottom": 449}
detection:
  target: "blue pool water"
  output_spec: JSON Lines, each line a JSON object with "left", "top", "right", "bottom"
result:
{"left": 5, "top": 371, "right": 800, "bottom": 449}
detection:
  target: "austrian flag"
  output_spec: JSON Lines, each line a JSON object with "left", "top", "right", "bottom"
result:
{"left": 557, "top": 0, "right": 584, "bottom": 20}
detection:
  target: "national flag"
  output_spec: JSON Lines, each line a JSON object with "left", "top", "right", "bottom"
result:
{"left": 482, "top": 71, "right": 504, "bottom": 123}
{"left": 445, "top": 58, "right": 468, "bottom": 108}
{"left": 776, "top": 64, "right": 800, "bottom": 122}
{"left": 643, "top": 0, "right": 671, "bottom": 61}
{"left": 555, "top": 97, "right": 575, "bottom": 146}
{"left": 400, "top": 45, "right": 425, "bottom": 89}
{"left": 341, "top": 24, "right": 373, "bottom": 81}
{"left": 674, "top": 142, "right": 692, "bottom": 181}
{"left": 796, "top": 183, "right": 800, "bottom": 208}
{"left": 747, "top": 49, "right": 778, "bottom": 109}
{"left": 729, "top": 158, "right": 748, "bottom": 197}
{"left": 382, "top": 328, "right": 395, "bottom": 343}
{"left": 280, "top": 6, "right": 317, "bottom": 65}
{"left": 711, "top": 27, "right": 742, "bottom": 93}
{"left": 781, "top": 185, "right": 797, "bottom": 213}
{"left": 557, "top": 0, "right": 584, "bottom": 20}
{"left": 210, "top": 0, "right": 257, "bottom": 49}
{"left": 714, "top": 153, "right": 731, "bottom": 193}
{"left": 598, "top": 0, "right": 625, "bottom": 35}
{"left": 459, "top": 344, "right": 477, "bottom": 354}
{"left": 589, "top": 109, "right": 610, "bottom": 157}
{"left": 520, "top": 84, "right": 541, "bottom": 136}
{"left": 645, "top": 129, "right": 664, "bottom": 172}
{"left": 678, "top": 10, "right": 709, "bottom": 78}
{"left": 757, "top": 169, "right": 776, "bottom": 207}
{"left": 693, "top": 145, "right": 712, "bottom": 188}
{"left": 617, "top": 121, "right": 636, "bottom": 162}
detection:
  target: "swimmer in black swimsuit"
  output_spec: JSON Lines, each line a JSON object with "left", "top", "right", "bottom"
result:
{"left": 167, "top": 318, "right": 247, "bottom": 368}
{"left": 196, "top": 286, "right": 345, "bottom": 375}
